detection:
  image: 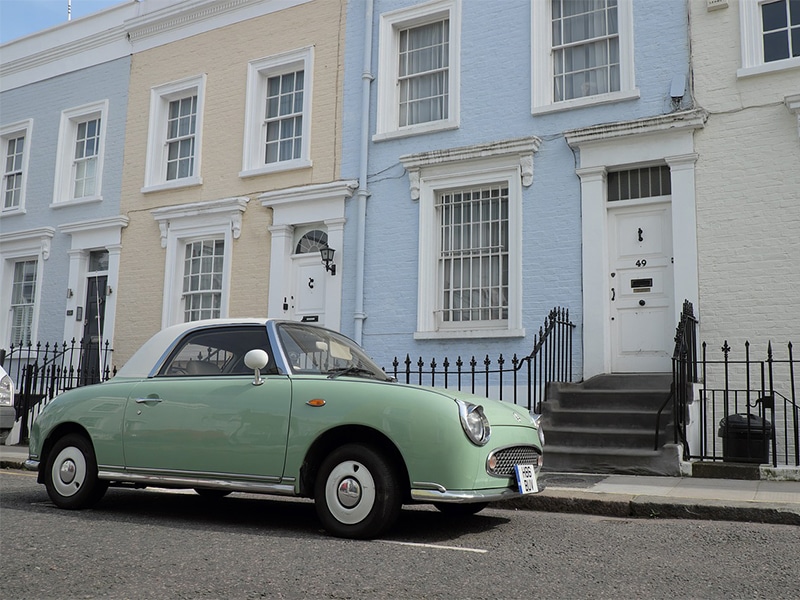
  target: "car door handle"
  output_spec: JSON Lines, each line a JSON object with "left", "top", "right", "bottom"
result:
{"left": 135, "top": 396, "right": 162, "bottom": 404}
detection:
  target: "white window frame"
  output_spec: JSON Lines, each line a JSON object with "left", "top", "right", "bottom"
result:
{"left": 143, "top": 75, "right": 206, "bottom": 193}
{"left": 401, "top": 139, "right": 541, "bottom": 339}
{"left": 375, "top": 0, "right": 461, "bottom": 140}
{"left": 52, "top": 101, "right": 108, "bottom": 207}
{"left": 151, "top": 197, "right": 248, "bottom": 328}
{"left": 241, "top": 47, "right": 313, "bottom": 178}
{"left": 739, "top": 0, "right": 800, "bottom": 77}
{"left": 0, "top": 227, "right": 54, "bottom": 346}
{"left": 531, "top": 0, "right": 638, "bottom": 114}
{"left": 1, "top": 119, "right": 32, "bottom": 216}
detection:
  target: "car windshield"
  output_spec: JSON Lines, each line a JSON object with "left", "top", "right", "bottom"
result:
{"left": 276, "top": 323, "right": 390, "bottom": 381}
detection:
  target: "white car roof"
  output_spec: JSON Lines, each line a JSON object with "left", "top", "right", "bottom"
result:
{"left": 115, "top": 318, "right": 270, "bottom": 379}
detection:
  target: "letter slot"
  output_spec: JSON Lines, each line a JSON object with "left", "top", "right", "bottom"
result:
{"left": 631, "top": 278, "right": 653, "bottom": 293}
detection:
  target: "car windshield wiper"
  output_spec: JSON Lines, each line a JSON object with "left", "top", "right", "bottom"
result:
{"left": 326, "top": 366, "right": 387, "bottom": 381}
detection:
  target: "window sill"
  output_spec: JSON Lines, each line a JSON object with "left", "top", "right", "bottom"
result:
{"left": 0, "top": 208, "right": 25, "bottom": 217}
{"left": 239, "top": 158, "right": 312, "bottom": 179}
{"left": 737, "top": 57, "right": 800, "bottom": 79}
{"left": 373, "top": 120, "right": 459, "bottom": 142}
{"left": 414, "top": 327, "right": 525, "bottom": 340}
{"left": 50, "top": 196, "right": 102, "bottom": 209}
{"left": 141, "top": 176, "right": 202, "bottom": 195}
{"left": 531, "top": 88, "right": 640, "bottom": 116}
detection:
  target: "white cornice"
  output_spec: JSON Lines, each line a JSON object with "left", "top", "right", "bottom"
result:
{"left": 564, "top": 109, "right": 709, "bottom": 148}
{"left": 259, "top": 180, "right": 359, "bottom": 207}
{"left": 0, "top": 226, "right": 56, "bottom": 260}
{"left": 0, "top": 3, "right": 138, "bottom": 92}
{"left": 151, "top": 196, "right": 250, "bottom": 248}
{"left": 127, "top": 0, "right": 312, "bottom": 52}
{"left": 399, "top": 136, "right": 542, "bottom": 170}
{"left": 59, "top": 216, "right": 130, "bottom": 235}
{"left": 399, "top": 137, "right": 542, "bottom": 200}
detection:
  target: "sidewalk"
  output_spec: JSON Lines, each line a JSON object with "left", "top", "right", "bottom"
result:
{"left": 3, "top": 444, "right": 799, "bottom": 526}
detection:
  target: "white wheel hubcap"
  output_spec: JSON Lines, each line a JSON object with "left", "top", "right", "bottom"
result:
{"left": 51, "top": 446, "right": 87, "bottom": 498}
{"left": 325, "top": 460, "right": 376, "bottom": 525}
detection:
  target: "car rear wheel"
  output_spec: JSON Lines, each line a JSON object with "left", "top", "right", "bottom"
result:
{"left": 44, "top": 434, "right": 107, "bottom": 509}
{"left": 433, "top": 501, "right": 489, "bottom": 516}
{"left": 314, "top": 444, "right": 401, "bottom": 539}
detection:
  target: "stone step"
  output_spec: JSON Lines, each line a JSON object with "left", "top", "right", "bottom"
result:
{"left": 546, "top": 388, "right": 671, "bottom": 410}
{"left": 579, "top": 373, "right": 673, "bottom": 390}
{"left": 542, "top": 407, "right": 665, "bottom": 429}
{"left": 542, "top": 443, "right": 683, "bottom": 476}
{"left": 544, "top": 425, "right": 669, "bottom": 449}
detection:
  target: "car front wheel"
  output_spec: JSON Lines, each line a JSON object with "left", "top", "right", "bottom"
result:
{"left": 314, "top": 444, "right": 401, "bottom": 539}
{"left": 44, "top": 433, "right": 108, "bottom": 509}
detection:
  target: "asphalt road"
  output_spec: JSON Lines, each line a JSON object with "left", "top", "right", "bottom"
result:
{"left": 1, "top": 469, "right": 797, "bottom": 600}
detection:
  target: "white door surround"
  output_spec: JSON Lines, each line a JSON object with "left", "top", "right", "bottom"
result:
{"left": 565, "top": 110, "right": 705, "bottom": 379}
{"left": 260, "top": 181, "right": 357, "bottom": 333}
{"left": 58, "top": 216, "right": 129, "bottom": 347}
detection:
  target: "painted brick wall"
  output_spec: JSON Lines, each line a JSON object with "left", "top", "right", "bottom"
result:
{"left": 0, "top": 57, "right": 130, "bottom": 345}
{"left": 690, "top": 0, "right": 800, "bottom": 359}
{"left": 115, "top": 0, "right": 346, "bottom": 363}
{"left": 341, "top": 0, "right": 691, "bottom": 377}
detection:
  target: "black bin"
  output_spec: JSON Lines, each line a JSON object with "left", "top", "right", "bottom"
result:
{"left": 717, "top": 413, "right": 772, "bottom": 464}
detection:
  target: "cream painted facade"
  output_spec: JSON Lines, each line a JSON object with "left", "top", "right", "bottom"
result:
{"left": 116, "top": 0, "right": 349, "bottom": 363}
{"left": 690, "top": 0, "right": 800, "bottom": 355}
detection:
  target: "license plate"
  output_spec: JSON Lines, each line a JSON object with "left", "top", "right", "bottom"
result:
{"left": 513, "top": 464, "right": 539, "bottom": 495}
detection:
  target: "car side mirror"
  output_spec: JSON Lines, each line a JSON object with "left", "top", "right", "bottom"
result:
{"left": 244, "top": 349, "right": 269, "bottom": 386}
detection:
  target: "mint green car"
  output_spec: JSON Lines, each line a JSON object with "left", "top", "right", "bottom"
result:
{"left": 26, "top": 320, "right": 544, "bottom": 539}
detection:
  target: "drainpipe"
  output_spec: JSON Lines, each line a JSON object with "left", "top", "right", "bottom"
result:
{"left": 353, "top": 0, "right": 374, "bottom": 345}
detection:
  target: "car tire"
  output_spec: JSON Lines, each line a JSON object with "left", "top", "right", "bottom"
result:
{"left": 44, "top": 433, "right": 108, "bottom": 509}
{"left": 433, "top": 501, "right": 489, "bottom": 516}
{"left": 314, "top": 443, "right": 401, "bottom": 539}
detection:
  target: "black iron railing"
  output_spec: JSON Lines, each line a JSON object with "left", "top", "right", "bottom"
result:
{"left": 0, "top": 339, "right": 116, "bottom": 442}
{"left": 693, "top": 340, "right": 798, "bottom": 467}
{"left": 654, "top": 300, "right": 799, "bottom": 467}
{"left": 654, "top": 300, "right": 698, "bottom": 455}
{"left": 389, "top": 307, "right": 575, "bottom": 413}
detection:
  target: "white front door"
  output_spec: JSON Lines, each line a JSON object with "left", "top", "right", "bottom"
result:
{"left": 290, "top": 254, "right": 327, "bottom": 326}
{"left": 608, "top": 201, "right": 674, "bottom": 372}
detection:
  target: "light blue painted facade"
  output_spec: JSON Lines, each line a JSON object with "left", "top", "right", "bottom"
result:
{"left": 0, "top": 56, "right": 131, "bottom": 345}
{"left": 340, "top": 0, "right": 691, "bottom": 378}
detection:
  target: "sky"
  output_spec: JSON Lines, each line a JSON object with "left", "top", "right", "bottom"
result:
{"left": 0, "top": 0, "right": 125, "bottom": 44}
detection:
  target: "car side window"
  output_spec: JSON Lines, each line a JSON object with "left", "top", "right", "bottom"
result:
{"left": 158, "top": 326, "right": 277, "bottom": 377}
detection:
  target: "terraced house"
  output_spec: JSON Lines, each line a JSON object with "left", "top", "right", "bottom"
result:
{"left": 0, "top": 2, "right": 138, "bottom": 367}
{"left": 115, "top": 0, "right": 350, "bottom": 363}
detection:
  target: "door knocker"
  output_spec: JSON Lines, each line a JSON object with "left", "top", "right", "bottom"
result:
{"left": 637, "top": 228, "right": 644, "bottom": 242}
{"left": 308, "top": 278, "right": 315, "bottom": 289}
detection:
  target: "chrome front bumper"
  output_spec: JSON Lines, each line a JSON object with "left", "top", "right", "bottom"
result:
{"left": 410, "top": 483, "right": 544, "bottom": 504}
{"left": 24, "top": 459, "right": 39, "bottom": 472}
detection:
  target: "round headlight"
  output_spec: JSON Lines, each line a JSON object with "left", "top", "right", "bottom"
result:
{"left": 531, "top": 413, "right": 545, "bottom": 447}
{"left": 455, "top": 399, "right": 491, "bottom": 446}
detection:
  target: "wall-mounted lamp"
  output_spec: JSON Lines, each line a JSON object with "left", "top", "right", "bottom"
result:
{"left": 67, "top": 288, "right": 74, "bottom": 299}
{"left": 320, "top": 247, "right": 337, "bottom": 276}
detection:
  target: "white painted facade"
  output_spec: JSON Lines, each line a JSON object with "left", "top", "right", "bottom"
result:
{"left": 690, "top": 0, "right": 800, "bottom": 355}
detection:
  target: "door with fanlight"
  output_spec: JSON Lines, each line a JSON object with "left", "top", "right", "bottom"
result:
{"left": 608, "top": 202, "right": 674, "bottom": 372}
{"left": 80, "top": 250, "right": 109, "bottom": 383}
{"left": 288, "top": 229, "right": 329, "bottom": 327}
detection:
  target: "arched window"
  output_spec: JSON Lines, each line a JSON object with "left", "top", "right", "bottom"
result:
{"left": 295, "top": 229, "right": 328, "bottom": 254}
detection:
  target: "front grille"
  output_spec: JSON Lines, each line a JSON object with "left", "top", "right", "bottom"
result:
{"left": 487, "top": 445, "right": 541, "bottom": 477}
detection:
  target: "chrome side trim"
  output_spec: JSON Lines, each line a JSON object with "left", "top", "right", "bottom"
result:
{"left": 411, "top": 486, "right": 535, "bottom": 503}
{"left": 24, "top": 459, "right": 39, "bottom": 472}
{"left": 98, "top": 469, "right": 297, "bottom": 496}
{"left": 411, "top": 481, "right": 447, "bottom": 493}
